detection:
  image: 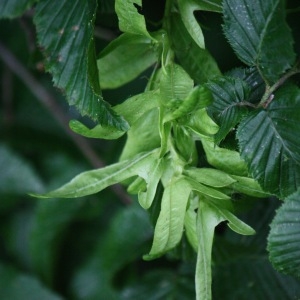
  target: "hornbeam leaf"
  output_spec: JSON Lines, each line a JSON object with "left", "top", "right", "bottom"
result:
{"left": 268, "top": 189, "right": 300, "bottom": 279}
{"left": 34, "top": 0, "right": 128, "bottom": 130}
{"left": 32, "top": 150, "right": 158, "bottom": 198}
{"left": 207, "top": 77, "right": 250, "bottom": 143}
{"left": 0, "top": 0, "right": 37, "bottom": 19}
{"left": 223, "top": 0, "right": 296, "bottom": 84}
{"left": 237, "top": 85, "right": 300, "bottom": 198}
{"left": 144, "top": 177, "right": 191, "bottom": 259}
{"left": 115, "top": 0, "right": 151, "bottom": 38}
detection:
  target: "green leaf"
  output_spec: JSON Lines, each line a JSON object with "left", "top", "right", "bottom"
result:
{"left": 268, "top": 189, "right": 300, "bottom": 279}
{"left": 196, "top": 201, "right": 224, "bottom": 300}
{"left": 178, "top": 0, "right": 205, "bottom": 49}
{"left": 33, "top": 150, "right": 159, "bottom": 198}
{"left": 159, "top": 63, "right": 194, "bottom": 107}
{"left": 0, "top": 263, "right": 62, "bottom": 300}
{"left": 169, "top": 12, "right": 221, "bottom": 84}
{"left": 184, "top": 196, "right": 198, "bottom": 252}
{"left": 231, "top": 175, "right": 270, "bottom": 198}
{"left": 144, "top": 177, "right": 191, "bottom": 259}
{"left": 98, "top": 33, "right": 157, "bottom": 89}
{"left": 207, "top": 77, "right": 250, "bottom": 144}
{"left": 34, "top": 0, "right": 128, "bottom": 130}
{"left": 115, "top": 0, "right": 151, "bottom": 38}
{"left": 193, "top": 0, "right": 222, "bottom": 12}
{"left": 237, "top": 85, "right": 300, "bottom": 197}
{"left": 120, "top": 108, "right": 161, "bottom": 161}
{"left": 184, "top": 167, "right": 236, "bottom": 188}
{"left": 201, "top": 137, "right": 248, "bottom": 176}
{"left": 0, "top": 0, "right": 37, "bottom": 18}
{"left": 223, "top": 0, "right": 296, "bottom": 84}
{"left": 0, "top": 144, "right": 44, "bottom": 194}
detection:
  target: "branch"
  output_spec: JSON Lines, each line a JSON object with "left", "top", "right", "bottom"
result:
{"left": 0, "top": 41, "right": 132, "bottom": 205}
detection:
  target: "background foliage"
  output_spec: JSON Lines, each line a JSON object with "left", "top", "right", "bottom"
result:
{"left": 0, "top": 0, "right": 300, "bottom": 299}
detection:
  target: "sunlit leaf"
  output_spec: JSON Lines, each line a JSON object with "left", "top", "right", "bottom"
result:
{"left": 34, "top": 0, "right": 128, "bottom": 130}
{"left": 223, "top": 0, "right": 296, "bottom": 84}
{"left": 268, "top": 189, "right": 300, "bottom": 279}
{"left": 237, "top": 85, "right": 300, "bottom": 197}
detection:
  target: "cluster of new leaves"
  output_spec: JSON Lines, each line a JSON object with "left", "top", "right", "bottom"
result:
{"left": 2, "top": 0, "right": 300, "bottom": 299}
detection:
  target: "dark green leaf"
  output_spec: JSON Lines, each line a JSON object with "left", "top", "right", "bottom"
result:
{"left": 0, "top": 144, "right": 44, "bottom": 194}
{"left": 0, "top": 263, "right": 62, "bottom": 300}
{"left": 34, "top": 0, "right": 128, "bottom": 130}
{"left": 237, "top": 85, "right": 300, "bottom": 197}
{"left": 223, "top": 0, "right": 296, "bottom": 84}
{"left": 0, "top": 0, "right": 37, "bottom": 19}
{"left": 169, "top": 12, "right": 221, "bottom": 84}
{"left": 268, "top": 189, "right": 300, "bottom": 279}
{"left": 194, "top": 0, "right": 222, "bottom": 12}
{"left": 207, "top": 77, "right": 250, "bottom": 143}
{"left": 98, "top": 33, "right": 157, "bottom": 89}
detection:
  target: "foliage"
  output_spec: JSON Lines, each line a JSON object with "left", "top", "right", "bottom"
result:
{"left": 0, "top": 0, "right": 300, "bottom": 299}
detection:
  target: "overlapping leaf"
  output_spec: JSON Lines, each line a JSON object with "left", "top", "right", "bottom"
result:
{"left": 223, "top": 0, "right": 296, "bottom": 84}
{"left": 268, "top": 189, "right": 300, "bottom": 279}
{"left": 237, "top": 85, "right": 300, "bottom": 197}
{"left": 207, "top": 77, "right": 250, "bottom": 143}
{"left": 0, "top": 0, "right": 37, "bottom": 18}
{"left": 34, "top": 0, "right": 128, "bottom": 130}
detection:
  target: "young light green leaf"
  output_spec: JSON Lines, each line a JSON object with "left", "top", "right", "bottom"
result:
{"left": 69, "top": 120, "right": 125, "bottom": 140}
{"left": 98, "top": 33, "right": 157, "bottom": 89}
{"left": 268, "top": 189, "right": 300, "bottom": 279}
{"left": 207, "top": 77, "right": 250, "bottom": 144}
{"left": 159, "top": 63, "right": 194, "bottom": 107}
{"left": 0, "top": 0, "right": 37, "bottom": 19}
{"left": 223, "top": 0, "right": 296, "bottom": 84}
{"left": 237, "top": 85, "right": 300, "bottom": 197}
{"left": 115, "top": 0, "right": 151, "bottom": 38}
{"left": 144, "top": 177, "right": 191, "bottom": 260}
{"left": 169, "top": 12, "right": 221, "bottom": 84}
{"left": 34, "top": 0, "right": 128, "bottom": 130}
{"left": 33, "top": 150, "right": 159, "bottom": 199}
{"left": 186, "top": 108, "right": 219, "bottom": 137}
{"left": 164, "top": 85, "right": 213, "bottom": 123}
{"left": 138, "top": 157, "right": 164, "bottom": 209}
{"left": 201, "top": 137, "right": 248, "bottom": 176}
{"left": 120, "top": 108, "right": 161, "bottom": 161}
{"left": 178, "top": 0, "right": 205, "bottom": 49}
{"left": 184, "top": 167, "right": 236, "bottom": 188}
{"left": 196, "top": 201, "right": 224, "bottom": 300}
{"left": 231, "top": 175, "right": 270, "bottom": 198}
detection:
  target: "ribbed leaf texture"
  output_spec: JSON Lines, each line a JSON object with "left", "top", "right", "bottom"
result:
{"left": 34, "top": 0, "right": 128, "bottom": 130}
{"left": 237, "top": 85, "right": 300, "bottom": 197}
{"left": 223, "top": 0, "right": 295, "bottom": 84}
{"left": 268, "top": 189, "right": 300, "bottom": 279}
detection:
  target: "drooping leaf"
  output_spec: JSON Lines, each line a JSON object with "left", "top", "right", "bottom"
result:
{"left": 144, "top": 177, "right": 192, "bottom": 260}
{"left": 0, "top": 0, "right": 37, "bottom": 18}
{"left": 115, "top": 0, "right": 152, "bottom": 38}
{"left": 177, "top": 0, "right": 205, "bottom": 49}
{"left": 237, "top": 85, "right": 300, "bottom": 197}
{"left": 169, "top": 12, "right": 221, "bottom": 84}
{"left": 268, "top": 189, "right": 300, "bottom": 279}
{"left": 98, "top": 33, "right": 157, "bottom": 89}
{"left": 223, "top": 0, "right": 296, "bottom": 84}
{"left": 0, "top": 263, "right": 62, "bottom": 300}
{"left": 184, "top": 196, "right": 198, "bottom": 252}
{"left": 201, "top": 137, "right": 248, "bottom": 176}
{"left": 0, "top": 144, "right": 44, "bottom": 194}
{"left": 33, "top": 150, "right": 159, "bottom": 198}
{"left": 207, "top": 76, "right": 250, "bottom": 144}
{"left": 34, "top": 0, "right": 128, "bottom": 130}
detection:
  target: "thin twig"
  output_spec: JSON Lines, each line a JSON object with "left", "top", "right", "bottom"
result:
{"left": 0, "top": 41, "right": 132, "bottom": 205}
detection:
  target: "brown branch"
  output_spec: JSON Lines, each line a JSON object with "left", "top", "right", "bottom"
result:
{"left": 0, "top": 41, "right": 132, "bottom": 205}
